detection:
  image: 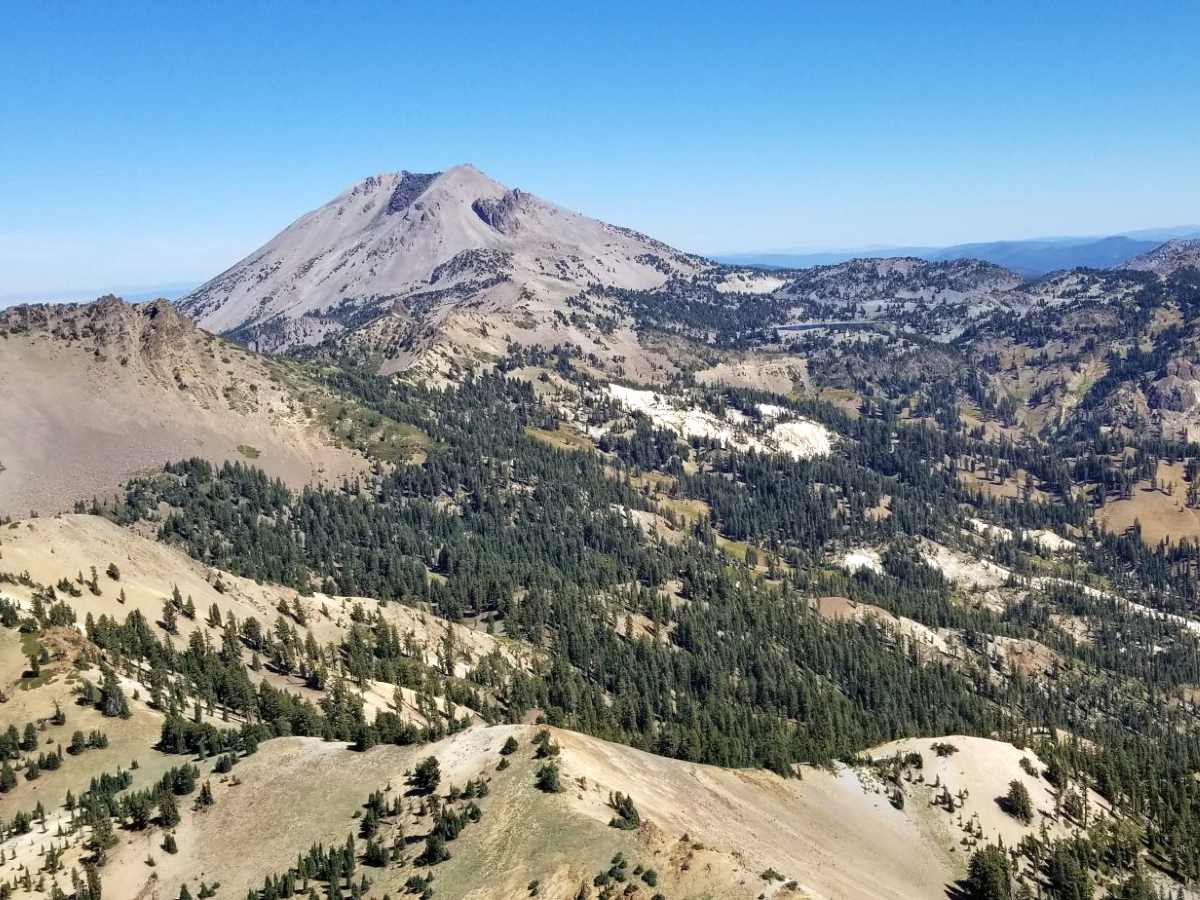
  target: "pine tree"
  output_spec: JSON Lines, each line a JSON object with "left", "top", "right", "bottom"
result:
{"left": 608, "top": 792, "right": 640, "bottom": 829}
{"left": 195, "top": 781, "right": 214, "bottom": 809}
{"left": 535, "top": 763, "right": 563, "bottom": 793}
{"left": 416, "top": 832, "right": 450, "bottom": 866}
{"left": 162, "top": 598, "right": 179, "bottom": 635}
{"left": 159, "top": 790, "right": 180, "bottom": 827}
{"left": 1002, "top": 780, "right": 1034, "bottom": 825}
{"left": 99, "top": 667, "right": 130, "bottom": 719}
{"left": 411, "top": 756, "right": 441, "bottom": 794}
{"left": 1046, "top": 843, "right": 1091, "bottom": 900}
{"left": 964, "top": 845, "right": 1011, "bottom": 900}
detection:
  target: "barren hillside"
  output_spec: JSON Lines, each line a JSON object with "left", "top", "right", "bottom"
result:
{"left": 0, "top": 298, "right": 366, "bottom": 517}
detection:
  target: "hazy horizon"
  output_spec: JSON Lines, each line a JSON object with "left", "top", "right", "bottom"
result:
{"left": 6, "top": 221, "right": 1199, "bottom": 306}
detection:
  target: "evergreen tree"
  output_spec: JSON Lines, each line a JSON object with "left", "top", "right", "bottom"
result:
{"left": 98, "top": 667, "right": 130, "bottom": 719}
{"left": 159, "top": 790, "right": 180, "bottom": 827}
{"left": 535, "top": 763, "right": 563, "bottom": 793}
{"left": 411, "top": 756, "right": 441, "bottom": 794}
{"left": 965, "top": 845, "right": 1011, "bottom": 900}
{"left": 162, "top": 598, "right": 178, "bottom": 635}
{"left": 195, "top": 781, "right": 214, "bottom": 809}
{"left": 1003, "top": 780, "right": 1034, "bottom": 825}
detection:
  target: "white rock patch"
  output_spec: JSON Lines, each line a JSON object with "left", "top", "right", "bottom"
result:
{"left": 606, "top": 384, "right": 832, "bottom": 460}
{"left": 919, "top": 539, "right": 1011, "bottom": 589}
{"left": 967, "top": 518, "right": 1075, "bottom": 554}
{"left": 1027, "top": 529, "right": 1076, "bottom": 553}
{"left": 715, "top": 273, "right": 787, "bottom": 294}
{"left": 839, "top": 548, "right": 884, "bottom": 575}
{"left": 968, "top": 517, "right": 1014, "bottom": 542}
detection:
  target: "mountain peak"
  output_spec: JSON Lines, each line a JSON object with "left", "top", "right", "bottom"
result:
{"left": 178, "top": 166, "right": 702, "bottom": 354}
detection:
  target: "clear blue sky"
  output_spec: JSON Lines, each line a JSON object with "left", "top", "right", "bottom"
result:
{"left": 3, "top": 1, "right": 1198, "bottom": 296}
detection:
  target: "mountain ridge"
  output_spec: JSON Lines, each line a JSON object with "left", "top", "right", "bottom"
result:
{"left": 1119, "top": 237, "right": 1200, "bottom": 275}
{"left": 716, "top": 233, "right": 1200, "bottom": 274}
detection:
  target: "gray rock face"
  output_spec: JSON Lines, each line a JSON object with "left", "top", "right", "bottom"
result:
{"left": 472, "top": 189, "right": 527, "bottom": 234}
{"left": 387, "top": 171, "right": 440, "bottom": 215}
{"left": 1119, "top": 239, "right": 1200, "bottom": 275}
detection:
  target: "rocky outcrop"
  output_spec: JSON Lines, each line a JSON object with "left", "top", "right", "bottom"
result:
{"left": 1120, "top": 239, "right": 1200, "bottom": 276}
{"left": 0, "top": 294, "right": 195, "bottom": 361}
{"left": 471, "top": 188, "right": 528, "bottom": 234}
{"left": 386, "top": 171, "right": 440, "bottom": 215}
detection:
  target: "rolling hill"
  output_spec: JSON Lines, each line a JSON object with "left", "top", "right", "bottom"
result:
{"left": 0, "top": 515, "right": 1091, "bottom": 900}
{"left": 717, "top": 228, "right": 1200, "bottom": 275}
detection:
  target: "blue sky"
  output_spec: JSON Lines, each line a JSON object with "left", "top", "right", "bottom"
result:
{"left": 2, "top": 1, "right": 1198, "bottom": 296}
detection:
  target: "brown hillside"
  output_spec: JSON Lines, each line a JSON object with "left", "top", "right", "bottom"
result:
{"left": 0, "top": 298, "right": 366, "bottom": 517}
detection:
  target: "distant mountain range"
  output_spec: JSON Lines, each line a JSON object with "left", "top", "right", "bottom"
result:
{"left": 717, "top": 227, "right": 1200, "bottom": 275}
{"left": 0, "top": 283, "right": 194, "bottom": 309}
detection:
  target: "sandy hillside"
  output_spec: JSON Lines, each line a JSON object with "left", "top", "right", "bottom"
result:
{"left": 0, "top": 298, "right": 366, "bottom": 517}
{"left": 867, "top": 735, "right": 1106, "bottom": 849}
{"left": 1096, "top": 461, "right": 1200, "bottom": 546}
{"left": 694, "top": 355, "right": 810, "bottom": 395}
{"left": 813, "top": 595, "right": 953, "bottom": 657}
{"left": 0, "top": 721, "right": 1080, "bottom": 900}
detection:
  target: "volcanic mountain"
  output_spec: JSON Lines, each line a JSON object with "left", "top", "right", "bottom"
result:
{"left": 179, "top": 165, "right": 707, "bottom": 371}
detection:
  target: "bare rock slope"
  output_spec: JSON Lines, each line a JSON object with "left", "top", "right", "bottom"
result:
{"left": 179, "top": 165, "right": 706, "bottom": 365}
{"left": 1119, "top": 238, "right": 1200, "bottom": 275}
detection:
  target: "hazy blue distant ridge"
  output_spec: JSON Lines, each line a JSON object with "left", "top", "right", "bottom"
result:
{"left": 717, "top": 227, "right": 1200, "bottom": 275}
